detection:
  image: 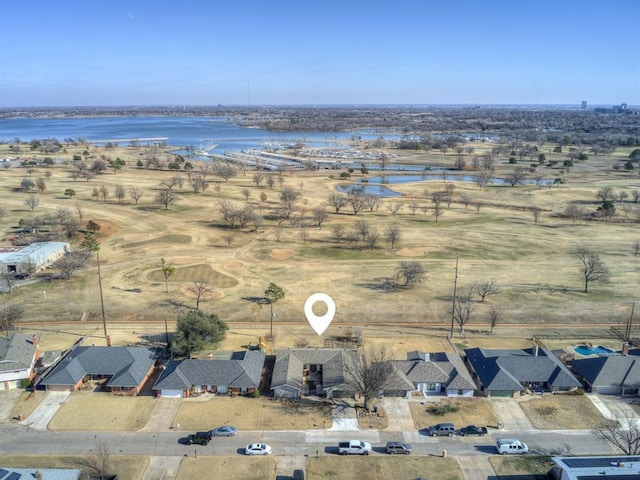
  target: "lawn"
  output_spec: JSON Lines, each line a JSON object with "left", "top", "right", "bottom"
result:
{"left": 307, "top": 455, "right": 463, "bottom": 480}
{"left": 11, "top": 389, "right": 47, "bottom": 420}
{"left": 176, "top": 457, "right": 276, "bottom": 480}
{"left": 410, "top": 398, "right": 499, "bottom": 430}
{"left": 518, "top": 393, "right": 605, "bottom": 429}
{"left": 173, "top": 395, "right": 332, "bottom": 431}
{"left": 48, "top": 393, "right": 156, "bottom": 431}
{"left": 489, "top": 455, "right": 554, "bottom": 480}
{"left": 0, "top": 455, "right": 149, "bottom": 480}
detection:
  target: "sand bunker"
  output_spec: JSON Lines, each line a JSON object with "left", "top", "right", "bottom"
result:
{"left": 270, "top": 248, "right": 297, "bottom": 260}
{"left": 224, "top": 261, "right": 243, "bottom": 271}
{"left": 396, "top": 247, "right": 430, "bottom": 257}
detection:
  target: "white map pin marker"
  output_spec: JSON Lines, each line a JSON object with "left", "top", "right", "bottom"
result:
{"left": 304, "top": 293, "right": 336, "bottom": 336}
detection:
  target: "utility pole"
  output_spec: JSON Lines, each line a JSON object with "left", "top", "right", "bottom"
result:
{"left": 449, "top": 256, "right": 459, "bottom": 339}
{"left": 626, "top": 302, "right": 636, "bottom": 340}
{"left": 96, "top": 250, "right": 107, "bottom": 339}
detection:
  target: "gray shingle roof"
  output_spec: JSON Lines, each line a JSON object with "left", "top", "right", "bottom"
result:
{"left": 40, "top": 346, "right": 159, "bottom": 388}
{"left": 0, "top": 333, "right": 37, "bottom": 374}
{"left": 572, "top": 354, "right": 640, "bottom": 389}
{"left": 152, "top": 350, "right": 265, "bottom": 391}
{"left": 393, "top": 352, "right": 476, "bottom": 391}
{"left": 465, "top": 347, "right": 580, "bottom": 391}
{"left": 270, "top": 348, "right": 358, "bottom": 394}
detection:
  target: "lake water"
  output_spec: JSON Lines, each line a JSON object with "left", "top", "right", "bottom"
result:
{"left": 0, "top": 116, "right": 400, "bottom": 154}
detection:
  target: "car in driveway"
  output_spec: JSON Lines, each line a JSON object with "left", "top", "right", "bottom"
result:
{"left": 210, "top": 425, "right": 237, "bottom": 437}
{"left": 427, "top": 423, "right": 456, "bottom": 437}
{"left": 245, "top": 443, "right": 272, "bottom": 455}
{"left": 385, "top": 441, "right": 413, "bottom": 455}
{"left": 186, "top": 431, "right": 212, "bottom": 445}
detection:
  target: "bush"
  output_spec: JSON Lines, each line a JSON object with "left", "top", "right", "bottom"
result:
{"left": 429, "top": 402, "right": 459, "bottom": 416}
{"left": 246, "top": 390, "right": 260, "bottom": 398}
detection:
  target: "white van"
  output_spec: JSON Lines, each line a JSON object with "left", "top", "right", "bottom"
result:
{"left": 496, "top": 438, "right": 528, "bottom": 455}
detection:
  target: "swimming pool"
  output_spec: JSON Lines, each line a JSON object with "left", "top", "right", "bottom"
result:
{"left": 573, "top": 345, "right": 614, "bottom": 356}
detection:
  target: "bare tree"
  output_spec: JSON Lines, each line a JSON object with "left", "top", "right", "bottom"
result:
{"left": 155, "top": 189, "right": 177, "bottom": 210}
{"left": 634, "top": 240, "right": 640, "bottom": 257}
{"left": 159, "top": 258, "right": 176, "bottom": 293}
{"left": 469, "top": 280, "right": 499, "bottom": 303}
{"left": 99, "top": 184, "right": 109, "bottom": 202}
{"left": 384, "top": 225, "right": 401, "bottom": 250}
{"left": 505, "top": 167, "right": 526, "bottom": 187}
{"left": 312, "top": 206, "right": 328, "bottom": 227}
{"left": 487, "top": 303, "right": 501, "bottom": 334}
{"left": 364, "top": 228, "right": 379, "bottom": 250}
{"left": 353, "top": 219, "right": 370, "bottom": 242}
{"left": 327, "top": 192, "right": 349, "bottom": 214}
{"left": 81, "top": 440, "right": 112, "bottom": 480}
{"left": 129, "top": 186, "right": 144, "bottom": 204}
{"left": 0, "top": 299, "right": 23, "bottom": 331}
{"left": 279, "top": 186, "right": 301, "bottom": 219}
{"left": 332, "top": 224, "right": 347, "bottom": 243}
{"left": 36, "top": 177, "right": 47, "bottom": 193}
{"left": 24, "top": 195, "right": 40, "bottom": 211}
{"left": 530, "top": 206, "right": 542, "bottom": 224}
{"left": 347, "top": 346, "right": 393, "bottom": 412}
{"left": 299, "top": 227, "right": 309, "bottom": 244}
{"left": 432, "top": 194, "right": 444, "bottom": 222}
{"left": 574, "top": 246, "right": 609, "bottom": 293}
{"left": 272, "top": 226, "right": 284, "bottom": 241}
{"left": 55, "top": 250, "right": 90, "bottom": 279}
{"left": 386, "top": 201, "right": 403, "bottom": 216}
{"left": 222, "top": 233, "right": 234, "bottom": 247}
{"left": 452, "top": 287, "right": 476, "bottom": 334}
{"left": 596, "top": 422, "right": 640, "bottom": 455}
{"left": 115, "top": 185, "right": 126, "bottom": 204}
{"left": 596, "top": 186, "right": 614, "bottom": 203}
{"left": 564, "top": 204, "right": 584, "bottom": 227}
{"left": 186, "top": 280, "right": 214, "bottom": 309}
{"left": 252, "top": 172, "right": 265, "bottom": 187}
{"left": 349, "top": 192, "right": 366, "bottom": 215}
{"left": 396, "top": 261, "right": 426, "bottom": 287}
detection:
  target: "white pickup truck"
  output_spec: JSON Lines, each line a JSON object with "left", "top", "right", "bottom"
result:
{"left": 338, "top": 439, "right": 372, "bottom": 455}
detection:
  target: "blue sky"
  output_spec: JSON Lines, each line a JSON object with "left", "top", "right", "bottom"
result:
{"left": 1, "top": 0, "right": 638, "bottom": 106}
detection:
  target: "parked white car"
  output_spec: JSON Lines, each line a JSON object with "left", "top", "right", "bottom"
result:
{"left": 245, "top": 443, "right": 272, "bottom": 455}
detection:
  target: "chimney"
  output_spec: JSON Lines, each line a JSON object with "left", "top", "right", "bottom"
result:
{"left": 35, "top": 470, "right": 43, "bottom": 480}
{"left": 31, "top": 335, "right": 39, "bottom": 346}
{"left": 106, "top": 335, "right": 112, "bottom": 347}
{"left": 423, "top": 352, "right": 430, "bottom": 362}
{"left": 623, "top": 343, "right": 630, "bottom": 356}
{"left": 534, "top": 345, "right": 539, "bottom": 357}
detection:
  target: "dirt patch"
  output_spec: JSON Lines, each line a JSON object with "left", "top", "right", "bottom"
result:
{"left": 518, "top": 393, "right": 605, "bottom": 429}
{"left": 224, "top": 261, "right": 244, "bottom": 271}
{"left": 395, "top": 246, "right": 431, "bottom": 257}
{"left": 270, "top": 248, "right": 296, "bottom": 260}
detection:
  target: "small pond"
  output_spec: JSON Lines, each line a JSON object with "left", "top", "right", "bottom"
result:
{"left": 573, "top": 345, "right": 614, "bottom": 356}
{"left": 337, "top": 173, "right": 553, "bottom": 197}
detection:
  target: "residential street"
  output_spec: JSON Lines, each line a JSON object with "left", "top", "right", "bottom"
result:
{"left": 0, "top": 390, "right": 629, "bottom": 480}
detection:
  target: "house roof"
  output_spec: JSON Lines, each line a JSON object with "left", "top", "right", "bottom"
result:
{"left": 152, "top": 350, "right": 265, "bottom": 391}
{"left": 393, "top": 352, "right": 476, "bottom": 391}
{"left": 0, "top": 467, "right": 83, "bottom": 480}
{"left": 40, "top": 346, "right": 159, "bottom": 388}
{"left": 271, "top": 348, "right": 358, "bottom": 394}
{"left": 572, "top": 354, "right": 640, "bottom": 389}
{"left": 465, "top": 347, "right": 581, "bottom": 391}
{"left": 0, "top": 333, "right": 38, "bottom": 374}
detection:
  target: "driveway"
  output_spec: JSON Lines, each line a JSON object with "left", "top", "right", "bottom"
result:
{"left": 328, "top": 399, "right": 359, "bottom": 431}
{"left": 490, "top": 398, "right": 534, "bottom": 432}
{"left": 141, "top": 398, "right": 182, "bottom": 432}
{"left": 20, "top": 391, "right": 70, "bottom": 430}
{"left": 587, "top": 393, "right": 640, "bottom": 429}
{"left": 383, "top": 397, "right": 415, "bottom": 432}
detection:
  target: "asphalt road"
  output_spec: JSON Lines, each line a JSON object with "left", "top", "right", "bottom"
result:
{"left": 0, "top": 424, "right": 616, "bottom": 458}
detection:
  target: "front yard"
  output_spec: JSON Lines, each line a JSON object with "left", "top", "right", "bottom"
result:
{"left": 489, "top": 455, "right": 554, "bottom": 480}
{"left": 410, "top": 398, "right": 499, "bottom": 430}
{"left": 518, "top": 393, "right": 605, "bottom": 429}
{"left": 173, "top": 395, "right": 332, "bottom": 431}
{"left": 176, "top": 457, "right": 276, "bottom": 480}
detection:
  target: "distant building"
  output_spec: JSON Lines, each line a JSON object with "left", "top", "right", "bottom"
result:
{"left": 0, "top": 241, "right": 70, "bottom": 275}
{"left": 581, "top": 100, "right": 587, "bottom": 110}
